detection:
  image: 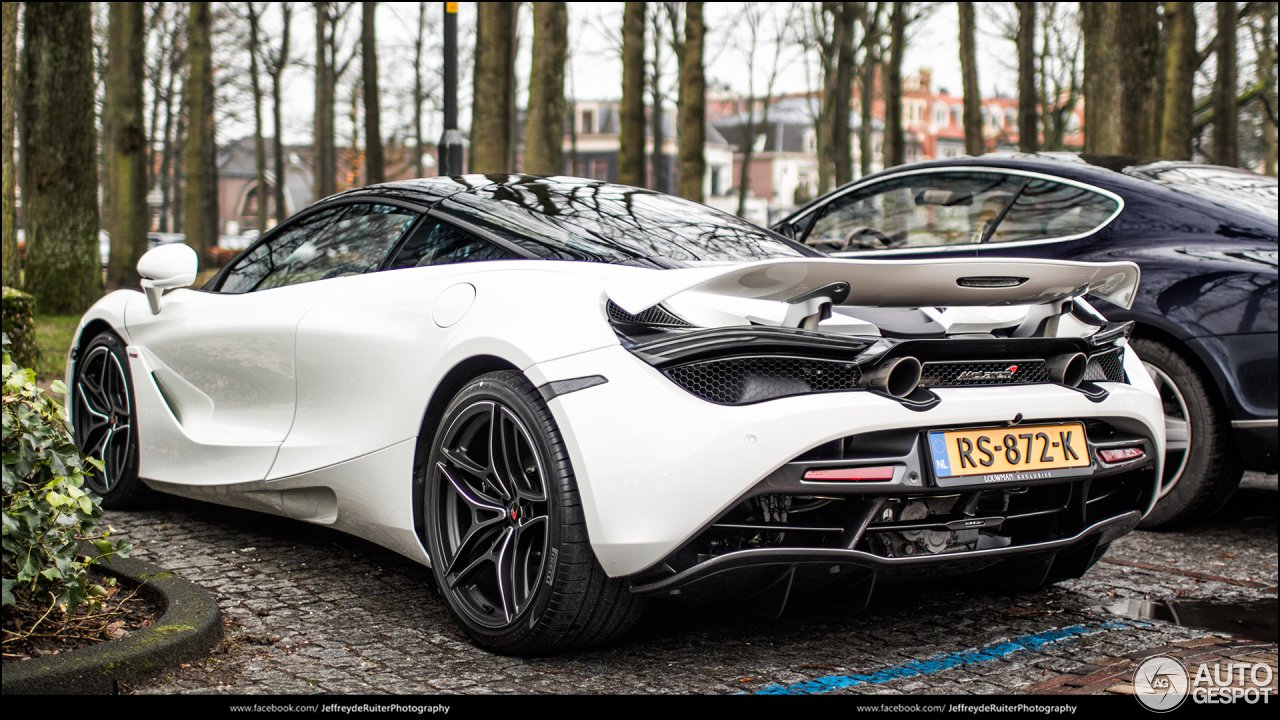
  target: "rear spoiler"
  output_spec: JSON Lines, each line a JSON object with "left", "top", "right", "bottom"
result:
{"left": 607, "top": 257, "right": 1139, "bottom": 313}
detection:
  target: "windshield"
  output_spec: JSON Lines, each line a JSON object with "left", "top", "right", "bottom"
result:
{"left": 1128, "top": 162, "right": 1279, "bottom": 218}
{"left": 442, "top": 177, "right": 818, "bottom": 266}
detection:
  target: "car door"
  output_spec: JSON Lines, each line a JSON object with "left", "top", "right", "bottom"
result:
{"left": 124, "top": 202, "right": 420, "bottom": 485}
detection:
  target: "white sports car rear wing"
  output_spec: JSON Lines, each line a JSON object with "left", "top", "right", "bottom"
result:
{"left": 606, "top": 257, "right": 1140, "bottom": 314}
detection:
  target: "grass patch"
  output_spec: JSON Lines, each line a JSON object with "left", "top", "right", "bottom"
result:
{"left": 34, "top": 314, "right": 81, "bottom": 383}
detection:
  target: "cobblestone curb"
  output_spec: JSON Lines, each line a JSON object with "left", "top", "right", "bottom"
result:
{"left": 1026, "top": 637, "right": 1278, "bottom": 695}
{"left": 2, "top": 554, "right": 223, "bottom": 695}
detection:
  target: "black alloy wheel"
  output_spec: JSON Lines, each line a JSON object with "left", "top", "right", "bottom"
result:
{"left": 72, "top": 332, "right": 147, "bottom": 508}
{"left": 1133, "top": 337, "right": 1242, "bottom": 529}
{"left": 424, "top": 371, "right": 644, "bottom": 654}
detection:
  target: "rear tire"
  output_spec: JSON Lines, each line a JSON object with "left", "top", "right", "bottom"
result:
{"left": 71, "top": 331, "right": 149, "bottom": 509}
{"left": 423, "top": 370, "right": 645, "bottom": 654}
{"left": 1132, "top": 337, "right": 1242, "bottom": 529}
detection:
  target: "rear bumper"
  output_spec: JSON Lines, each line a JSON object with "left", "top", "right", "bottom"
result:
{"left": 631, "top": 511, "right": 1141, "bottom": 606}
{"left": 1233, "top": 420, "right": 1277, "bottom": 473}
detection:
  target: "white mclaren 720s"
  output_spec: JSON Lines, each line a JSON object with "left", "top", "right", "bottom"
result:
{"left": 69, "top": 175, "right": 1164, "bottom": 654}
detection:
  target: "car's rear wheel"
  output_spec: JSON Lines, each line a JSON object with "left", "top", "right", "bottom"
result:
{"left": 72, "top": 332, "right": 149, "bottom": 509}
{"left": 1133, "top": 337, "right": 1242, "bottom": 529}
{"left": 424, "top": 371, "right": 644, "bottom": 654}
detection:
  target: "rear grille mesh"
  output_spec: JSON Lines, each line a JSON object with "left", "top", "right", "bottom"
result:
{"left": 665, "top": 356, "right": 862, "bottom": 405}
{"left": 606, "top": 300, "right": 692, "bottom": 327}
{"left": 1084, "top": 348, "right": 1126, "bottom": 383}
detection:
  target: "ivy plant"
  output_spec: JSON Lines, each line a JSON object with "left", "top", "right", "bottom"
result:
{"left": 2, "top": 332, "right": 131, "bottom": 612}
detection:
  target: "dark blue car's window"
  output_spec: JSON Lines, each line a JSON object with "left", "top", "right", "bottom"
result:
{"left": 985, "top": 179, "right": 1119, "bottom": 243}
{"left": 806, "top": 172, "right": 1026, "bottom": 252}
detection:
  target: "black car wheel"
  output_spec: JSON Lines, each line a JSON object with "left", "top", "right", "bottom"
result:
{"left": 1133, "top": 337, "right": 1242, "bottom": 529}
{"left": 72, "top": 332, "right": 148, "bottom": 508}
{"left": 424, "top": 371, "right": 644, "bottom": 654}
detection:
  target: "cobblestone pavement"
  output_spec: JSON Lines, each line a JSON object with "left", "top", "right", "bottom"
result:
{"left": 104, "top": 473, "right": 1276, "bottom": 695}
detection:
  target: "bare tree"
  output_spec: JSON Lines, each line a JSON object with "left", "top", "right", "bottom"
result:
{"left": 1252, "top": 1, "right": 1276, "bottom": 175}
{"left": 525, "top": 2, "right": 568, "bottom": 177}
{"left": 1212, "top": 1, "right": 1238, "bottom": 166}
{"left": 859, "top": 3, "right": 887, "bottom": 176}
{"left": 1037, "top": 3, "right": 1081, "bottom": 152}
{"left": 2, "top": 2, "right": 17, "bottom": 287}
{"left": 411, "top": 2, "right": 432, "bottom": 178}
{"left": 883, "top": 1, "right": 905, "bottom": 167}
{"left": 471, "top": 2, "right": 517, "bottom": 174}
{"left": 958, "top": 1, "right": 982, "bottom": 155}
{"left": 362, "top": 1, "right": 383, "bottom": 184}
{"left": 1081, "top": 3, "right": 1118, "bottom": 154}
{"left": 185, "top": 1, "right": 218, "bottom": 266}
{"left": 315, "top": 2, "right": 358, "bottom": 198}
{"left": 105, "top": 2, "right": 149, "bottom": 290}
{"left": 1017, "top": 2, "right": 1037, "bottom": 152}
{"left": 650, "top": 3, "right": 667, "bottom": 192}
{"left": 618, "top": 2, "right": 646, "bottom": 187}
{"left": 678, "top": 2, "right": 706, "bottom": 201}
{"left": 244, "top": 3, "right": 270, "bottom": 232}
{"left": 262, "top": 3, "right": 292, "bottom": 220}
{"left": 734, "top": 3, "right": 794, "bottom": 217}
{"left": 1161, "top": 1, "right": 1197, "bottom": 160}
{"left": 22, "top": 2, "right": 102, "bottom": 311}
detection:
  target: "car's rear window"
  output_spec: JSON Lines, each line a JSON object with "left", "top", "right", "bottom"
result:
{"left": 442, "top": 179, "right": 817, "bottom": 265}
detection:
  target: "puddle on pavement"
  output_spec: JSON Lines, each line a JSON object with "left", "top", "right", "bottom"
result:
{"left": 1101, "top": 598, "right": 1278, "bottom": 642}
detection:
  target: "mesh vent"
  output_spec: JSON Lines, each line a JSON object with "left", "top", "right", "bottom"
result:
{"left": 1085, "top": 348, "right": 1127, "bottom": 383}
{"left": 606, "top": 300, "right": 692, "bottom": 327}
{"left": 919, "top": 360, "right": 1049, "bottom": 387}
{"left": 665, "top": 356, "right": 863, "bottom": 404}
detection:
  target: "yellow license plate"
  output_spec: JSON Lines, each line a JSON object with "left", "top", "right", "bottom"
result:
{"left": 927, "top": 423, "right": 1089, "bottom": 478}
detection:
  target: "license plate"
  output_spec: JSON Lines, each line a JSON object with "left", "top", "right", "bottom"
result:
{"left": 927, "top": 423, "right": 1089, "bottom": 479}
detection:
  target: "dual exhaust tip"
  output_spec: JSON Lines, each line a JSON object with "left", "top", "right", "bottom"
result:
{"left": 862, "top": 352, "right": 1088, "bottom": 398}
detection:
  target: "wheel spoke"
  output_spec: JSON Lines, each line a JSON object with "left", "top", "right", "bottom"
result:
{"left": 485, "top": 405, "right": 513, "bottom": 501}
{"left": 513, "top": 515, "right": 548, "bottom": 613}
{"left": 78, "top": 383, "right": 111, "bottom": 419}
{"left": 438, "top": 463, "right": 504, "bottom": 516}
{"left": 1164, "top": 417, "right": 1190, "bottom": 450}
{"left": 493, "top": 525, "right": 517, "bottom": 623}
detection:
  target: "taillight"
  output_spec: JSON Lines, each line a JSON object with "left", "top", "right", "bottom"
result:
{"left": 803, "top": 466, "right": 896, "bottom": 481}
{"left": 1098, "top": 447, "right": 1145, "bottom": 463}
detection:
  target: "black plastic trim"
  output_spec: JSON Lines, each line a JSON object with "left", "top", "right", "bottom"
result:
{"left": 537, "top": 375, "right": 608, "bottom": 402}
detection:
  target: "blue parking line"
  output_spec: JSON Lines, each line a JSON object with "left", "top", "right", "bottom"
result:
{"left": 755, "top": 621, "right": 1139, "bottom": 695}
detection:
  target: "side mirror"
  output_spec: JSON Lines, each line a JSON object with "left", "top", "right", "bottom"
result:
{"left": 138, "top": 243, "right": 198, "bottom": 314}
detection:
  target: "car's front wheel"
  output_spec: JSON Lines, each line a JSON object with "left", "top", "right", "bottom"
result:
{"left": 424, "top": 371, "right": 644, "bottom": 654}
{"left": 1133, "top": 337, "right": 1242, "bottom": 529}
{"left": 72, "top": 331, "right": 149, "bottom": 509}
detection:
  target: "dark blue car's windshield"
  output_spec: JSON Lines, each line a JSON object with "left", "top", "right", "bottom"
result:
{"left": 440, "top": 177, "right": 819, "bottom": 266}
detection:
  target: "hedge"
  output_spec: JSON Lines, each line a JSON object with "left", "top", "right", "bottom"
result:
{"left": 1, "top": 286, "right": 38, "bottom": 370}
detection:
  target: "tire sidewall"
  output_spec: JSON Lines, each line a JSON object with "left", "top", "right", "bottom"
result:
{"left": 424, "top": 371, "right": 571, "bottom": 650}
{"left": 72, "top": 331, "right": 142, "bottom": 508}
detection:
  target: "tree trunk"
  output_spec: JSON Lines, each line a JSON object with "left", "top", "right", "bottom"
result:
{"left": 883, "top": 2, "right": 905, "bottom": 167}
{"left": 272, "top": 2, "right": 291, "bottom": 221}
{"left": 618, "top": 2, "right": 646, "bottom": 187}
{"left": 651, "top": 9, "right": 665, "bottom": 191}
{"left": 471, "top": 2, "right": 517, "bottom": 174}
{"left": 247, "top": 3, "right": 268, "bottom": 233}
{"left": 859, "top": 45, "right": 876, "bottom": 176}
{"left": 413, "top": 2, "right": 426, "bottom": 178}
{"left": 832, "top": 2, "right": 856, "bottom": 186}
{"left": 184, "top": 1, "right": 217, "bottom": 266}
{"left": 362, "top": 2, "right": 383, "bottom": 184}
{"left": 1259, "top": 2, "right": 1276, "bottom": 176}
{"left": 172, "top": 88, "right": 186, "bottom": 233}
{"left": 1115, "top": 3, "right": 1161, "bottom": 156}
{"left": 21, "top": 1, "right": 102, "bottom": 312}
{"left": 1211, "top": 1, "right": 1237, "bottom": 167}
{"left": 2, "top": 2, "right": 18, "bottom": 287}
{"left": 314, "top": 1, "right": 336, "bottom": 198}
{"left": 1017, "top": 2, "right": 1037, "bottom": 152}
{"left": 105, "top": 2, "right": 148, "bottom": 290}
{"left": 524, "top": 2, "right": 567, "bottom": 177}
{"left": 1082, "top": 3, "right": 1119, "bottom": 154}
{"left": 958, "top": 2, "right": 983, "bottom": 156}
{"left": 159, "top": 70, "right": 177, "bottom": 232}
{"left": 678, "top": 2, "right": 705, "bottom": 201}
{"left": 1160, "top": 1, "right": 1196, "bottom": 160}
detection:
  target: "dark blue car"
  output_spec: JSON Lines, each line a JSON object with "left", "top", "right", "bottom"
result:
{"left": 773, "top": 153, "right": 1277, "bottom": 528}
